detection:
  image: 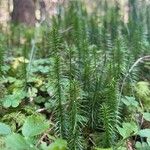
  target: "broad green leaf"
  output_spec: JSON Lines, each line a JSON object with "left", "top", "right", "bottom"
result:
{"left": 147, "top": 137, "right": 150, "bottom": 146}
{"left": 2, "top": 90, "right": 26, "bottom": 108}
{"left": 117, "top": 147, "right": 127, "bottom": 150}
{"left": 40, "top": 142, "right": 48, "bottom": 150}
{"left": 22, "top": 115, "right": 49, "bottom": 137}
{"left": 122, "top": 122, "right": 138, "bottom": 133}
{"left": 5, "top": 133, "right": 30, "bottom": 150}
{"left": 135, "top": 141, "right": 142, "bottom": 148}
{"left": 47, "top": 139, "right": 67, "bottom": 150}
{"left": 122, "top": 96, "right": 139, "bottom": 107}
{"left": 135, "top": 141, "right": 150, "bottom": 150}
{"left": 0, "top": 123, "right": 11, "bottom": 135}
{"left": 3, "top": 99, "right": 11, "bottom": 108}
{"left": 11, "top": 99, "right": 20, "bottom": 108}
{"left": 117, "top": 122, "right": 138, "bottom": 139}
{"left": 143, "top": 113, "right": 150, "bottom": 122}
{"left": 116, "top": 126, "right": 126, "bottom": 139}
{"left": 138, "top": 129, "right": 150, "bottom": 138}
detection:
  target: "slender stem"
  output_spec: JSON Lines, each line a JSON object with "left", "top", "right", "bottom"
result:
{"left": 119, "top": 55, "right": 150, "bottom": 104}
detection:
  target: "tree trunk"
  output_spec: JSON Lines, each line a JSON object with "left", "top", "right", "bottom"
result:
{"left": 39, "top": 0, "right": 46, "bottom": 22}
{"left": 12, "top": 0, "right": 36, "bottom": 26}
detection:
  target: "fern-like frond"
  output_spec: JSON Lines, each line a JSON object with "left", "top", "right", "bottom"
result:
{"left": 100, "top": 103, "right": 115, "bottom": 148}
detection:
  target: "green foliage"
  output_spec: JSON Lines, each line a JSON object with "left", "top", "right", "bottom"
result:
{"left": 0, "top": 114, "right": 65, "bottom": 150}
{"left": 135, "top": 141, "right": 150, "bottom": 150}
{"left": 143, "top": 113, "right": 150, "bottom": 121}
{"left": 100, "top": 104, "right": 115, "bottom": 147}
{"left": 0, "top": 123, "right": 11, "bottom": 136}
{"left": 5, "top": 133, "right": 32, "bottom": 150}
{"left": 138, "top": 129, "right": 150, "bottom": 138}
{"left": 2, "top": 90, "right": 26, "bottom": 108}
{"left": 22, "top": 115, "right": 49, "bottom": 137}
{"left": 121, "top": 96, "right": 139, "bottom": 108}
{"left": 135, "top": 81, "right": 150, "bottom": 99}
{"left": 135, "top": 81, "right": 150, "bottom": 110}
{"left": 117, "top": 122, "right": 138, "bottom": 139}
{"left": 0, "top": 0, "right": 150, "bottom": 149}
{"left": 45, "top": 139, "right": 67, "bottom": 150}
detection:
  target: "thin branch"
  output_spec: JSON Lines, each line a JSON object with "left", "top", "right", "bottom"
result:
{"left": 59, "top": 26, "right": 73, "bottom": 34}
{"left": 36, "top": 132, "right": 48, "bottom": 147}
{"left": 119, "top": 55, "right": 150, "bottom": 103}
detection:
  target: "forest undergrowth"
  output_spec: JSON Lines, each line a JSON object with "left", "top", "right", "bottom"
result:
{"left": 0, "top": 1, "right": 150, "bottom": 150}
